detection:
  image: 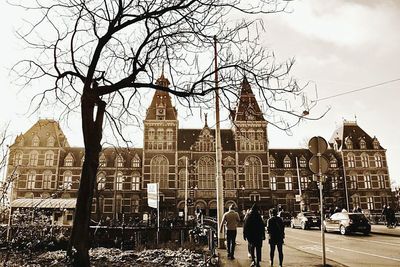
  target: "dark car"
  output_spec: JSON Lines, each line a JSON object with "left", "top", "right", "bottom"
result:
{"left": 291, "top": 212, "right": 321, "bottom": 230}
{"left": 278, "top": 211, "right": 292, "bottom": 227}
{"left": 324, "top": 212, "right": 371, "bottom": 235}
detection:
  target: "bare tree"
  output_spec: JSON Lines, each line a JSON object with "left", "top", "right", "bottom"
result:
{"left": 11, "top": 0, "right": 326, "bottom": 265}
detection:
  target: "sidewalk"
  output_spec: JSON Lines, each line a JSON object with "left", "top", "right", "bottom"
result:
{"left": 371, "top": 224, "right": 400, "bottom": 237}
{"left": 218, "top": 228, "right": 344, "bottom": 267}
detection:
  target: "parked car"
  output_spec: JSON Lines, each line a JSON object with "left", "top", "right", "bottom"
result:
{"left": 323, "top": 212, "right": 371, "bottom": 235}
{"left": 278, "top": 211, "right": 292, "bottom": 227}
{"left": 291, "top": 212, "right": 321, "bottom": 230}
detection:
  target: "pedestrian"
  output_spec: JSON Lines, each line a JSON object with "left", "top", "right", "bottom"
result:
{"left": 244, "top": 208, "right": 253, "bottom": 259}
{"left": 219, "top": 204, "right": 240, "bottom": 260}
{"left": 267, "top": 208, "right": 285, "bottom": 267}
{"left": 243, "top": 204, "right": 265, "bottom": 267}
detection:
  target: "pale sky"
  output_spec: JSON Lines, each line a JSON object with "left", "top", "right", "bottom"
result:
{"left": 0, "top": 0, "right": 399, "bottom": 185}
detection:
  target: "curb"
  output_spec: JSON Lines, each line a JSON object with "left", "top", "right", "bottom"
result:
{"left": 371, "top": 231, "right": 400, "bottom": 237}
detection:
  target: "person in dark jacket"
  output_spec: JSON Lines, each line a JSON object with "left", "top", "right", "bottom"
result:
{"left": 267, "top": 208, "right": 285, "bottom": 267}
{"left": 243, "top": 204, "right": 265, "bottom": 267}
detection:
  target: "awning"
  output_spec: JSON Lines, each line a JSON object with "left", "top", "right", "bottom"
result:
{"left": 11, "top": 198, "right": 77, "bottom": 209}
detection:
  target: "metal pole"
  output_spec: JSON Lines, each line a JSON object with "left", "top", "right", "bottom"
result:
{"left": 214, "top": 35, "right": 225, "bottom": 249}
{"left": 157, "top": 183, "right": 160, "bottom": 245}
{"left": 341, "top": 151, "right": 350, "bottom": 211}
{"left": 296, "top": 157, "right": 304, "bottom": 212}
{"left": 319, "top": 157, "right": 326, "bottom": 267}
{"left": 184, "top": 157, "right": 188, "bottom": 224}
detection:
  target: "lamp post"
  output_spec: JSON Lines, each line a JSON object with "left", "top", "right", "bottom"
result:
{"left": 241, "top": 185, "right": 245, "bottom": 211}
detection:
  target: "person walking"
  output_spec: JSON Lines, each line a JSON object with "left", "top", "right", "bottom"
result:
{"left": 267, "top": 208, "right": 285, "bottom": 267}
{"left": 243, "top": 204, "right": 265, "bottom": 267}
{"left": 219, "top": 204, "right": 240, "bottom": 260}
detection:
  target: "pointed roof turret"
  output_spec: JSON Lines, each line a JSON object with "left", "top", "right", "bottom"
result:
{"left": 145, "top": 72, "right": 177, "bottom": 120}
{"left": 234, "top": 76, "right": 265, "bottom": 122}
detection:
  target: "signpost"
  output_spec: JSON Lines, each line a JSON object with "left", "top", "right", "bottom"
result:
{"left": 147, "top": 183, "right": 159, "bottom": 244}
{"left": 308, "top": 136, "right": 328, "bottom": 267}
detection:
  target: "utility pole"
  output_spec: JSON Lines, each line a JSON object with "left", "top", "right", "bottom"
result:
{"left": 184, "top": 157, "right": 188, "bottom": 224}
{"left": 214, "top": 35, "right": 225, "bottom": 249}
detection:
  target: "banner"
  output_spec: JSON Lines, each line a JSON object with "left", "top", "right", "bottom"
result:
{"left": 147, "top": 183, "right": 158, "bottom": 208}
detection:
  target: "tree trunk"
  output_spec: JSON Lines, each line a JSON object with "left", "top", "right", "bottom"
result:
{"left": 67, "top": 89, "right": 106, "bottom": 267}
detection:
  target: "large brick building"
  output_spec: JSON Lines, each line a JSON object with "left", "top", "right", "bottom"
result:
{"left": 5, "top": 74, "right": 394, "bottom": 224}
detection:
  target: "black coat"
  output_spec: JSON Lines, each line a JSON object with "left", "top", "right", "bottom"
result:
{"left": 243, "top": 210, "right": 265, "bottom": 245}
{"left": 267, "top": 216, "right": 285, "bottom": 244}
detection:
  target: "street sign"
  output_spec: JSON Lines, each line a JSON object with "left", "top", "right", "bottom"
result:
{"left": 147, "top": 183, "right": 159, "bottom": 208}
{"left": 308, "top": 136, "right": 328, "bottom": 155}
{"left": 295, "top": 194, "right": 301, "bottom": 202}
{"left": 309, "top": 155, "right": 329, "bottom": 174}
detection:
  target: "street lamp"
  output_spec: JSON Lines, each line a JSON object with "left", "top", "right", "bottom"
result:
{"left": 241, "top": 185, "right": 245, "bottom": 211}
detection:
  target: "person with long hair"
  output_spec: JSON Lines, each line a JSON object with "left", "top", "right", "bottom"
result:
{"left": 243, "top": 204, "right": 265, "bottom": 267}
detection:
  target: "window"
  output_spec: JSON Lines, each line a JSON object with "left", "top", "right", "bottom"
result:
{"left": 378, "top": 174, "right": 385, "bottom": 189}
{"left": 284, "top": 173, "right": 292, "bottom": 190}
{"left": 330, "top": 157, "right": 337, "bottom": 168}
{"left": 64, "top": 153, "right": 74, "bottom": 167}
{"left": 130, "top": 172, "right": 139, "bottom": 191}
{"left": 103, "top": 198, "right": 113, "bottom": 213}
{"left": 250, "top": 194, "right": 260, "bottom": 202}
{"left": 300, "top": 176, "right": 308, "bottom": 190}
{"left": 132, "top": 154, "right": 140, "bottom": 167}
{"left": 345, "top": 138, "right": 353, "bottom": 149}
{"left": 225, "top": 169, "right": 235, "bottom": 189}
{"left": 166, "top": 128, "right": 173, "bottom": 140}
{"left": 97, "top": 173, "right": 106, "bottom": 190}
{"left": 47, "top": 136, "right": 55, "bottom": 147}
{"left": 299, "top": 157, "right": 307, "bottom": 168}
{"left": 63, "top": 171, "right": 73, "bottom": 189}
{"left": 270, "top": 176, "right": 277, "bottom": 191}
{"left": 27, "top": 171, "right": 36, "bottom": 189}
{"left": 29, "top": 151, "right": 39, "bottom": 166}
{"left": 283, "top": 155, "right": 291, "bottom": 168}
{"left": 361, "top": 153, "right": 369, "bottom": 168}
{"left": 44, "top": 151, "right": 54, "bottom": 166}
{"left": 269, "top": 156, "right": 276, "bottom": 168}
{"left": 244, "top": 156, "right": 262, "bottom": 189}
{"left": 360, "top": 139, "right": 366, "bottom": 149}
{"left": 116, "top": 155, "right": 124, "bottom": 168}
{"left": 116, "top": 172, "right": 124, "bottom": 190}
{"left": 43, "top": 170, "right": 55, "bottom": 189}
{"left": 157, "top": 128, "right": 164, "bottom": 140}
{"left": 122, "top": 198, "right": 131, "bottom": 213}
{"left": 347, "top": 153, "right": 355, "bottom": 168}
{"left": 132, "top": 199, "right": 139, "bottom": 213}
{"left": 367, "top": 197, "right": 374, "bottom": 210}
{"left": 248, "top": 129, "right": 255, "bottom": 141}
{"left": 349, "top": 174, "right": 357, "bottom": 189}
{"left": 148, "top": 128, "right": 155, "bottom": 140}
{"left": 331, "top": 176, "right": 338, "bottom": 190}
{"left": 150, "top": 155, "right": 169, "bottom": 189}
{"left": 14, "top": 151, "right": 23, "bottom": 166}
{"left": 178, "top": 169, "right": 186, "bottom": 189}
{"left": 373, "top": 139, "right": 380, "bottom": 149}
{"left": 364, "top": 173, "right": 371, "bottom": 189}
{"left": 374, "top": 154, "right": 382, "bottom": 168}
{"left": 32, "top": 135, "right": 40, "bottom": 146}
{"left": 99, "top": 153, "right": 107, "bottom": 167}
{"left": 198, "top": 156, "right": 215, "bottom": 189}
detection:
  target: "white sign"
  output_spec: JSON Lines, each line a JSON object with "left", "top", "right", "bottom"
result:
{"left": 295, "top": 194, "right": 301, "bottom": 202}
{"left": 147, "top": 183, "right": 159, "bottom": 208}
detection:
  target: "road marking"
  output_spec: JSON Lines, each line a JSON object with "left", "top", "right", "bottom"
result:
{"left": 289, "top": 236, "right": 400, "bottom": 262}
{"left": 299, "top": 244, "right": 334, "bottom": 253}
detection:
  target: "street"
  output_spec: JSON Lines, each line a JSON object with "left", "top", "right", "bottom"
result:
{"left": 285, "top": 227, "right": 400, "bottom": 267}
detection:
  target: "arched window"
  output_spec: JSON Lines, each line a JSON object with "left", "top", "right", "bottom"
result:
{"left": 284, "top": 172, "right": 293, "bottom": 190}
{"left": 345, "top": 137, "right": 353, "bottom": 149}
{"left": 166, "top": 128, "right": 173, "bottom": 140}
{"left": 47, "top": 136, "right": 55, "bottom": 147}
{"left": 64, "top": 153, "right": 74, "bottom": 167}
{"left": 269, "top": 156, "right": 276, "bottom": 168}
{"left": 244, "top": 156, "right": 262, "bottom": 189}
{"left": 27, "top": 170, "right": 36, "bottom": 189}
{"left": 148, "top": 128, "right": 155, "bottom": 140}
{"left": 29, "top": 151, "right": 39, "bottom": 166}
{"left": 360, "top": 139, "right": 366, "bottom": 149}
{"left": 157, "top": 128, "right": 164, "bottom": 140}
{"left": 116, "top": 155, "right": 124, "bottom": 168}
{"left": 283, "top": 155, "right": 291, "bottom": 168}
{"left": 178, "top": 168, "right": 187, "bottom": 189}
{"left": 44, "top": 151, "right": 54, "bottom": 166}
{"left": 374, "top": 153, "right": 383, "bottom": 168}
{"left": 225, "top": 169, "right": 235, "bottom": 189}
{"left": 150, "top": 155, "right": 169, "bottom": 188}
{"left": 361, "top": 153, "right": 369, "bottom": 168}
{"left": 99, "top": 153, "right": 107, "bottom": 167}
{"left": 132, "top": 172, "right": 140, "bottom": 190}
{"left": 248, "top": 129, "right": 255, "bottom": 141}
{"left": 13, "top": 151, "right": 23, "bottom": 166}
{"left": 131, "top": 154, "right": 141, "bottom": 167}
{"left": 347, "top": 153, "right": 355, "bottom": 168}
{"left": 97, "top": 173, "right": 106, "bottom": 190}
{"left": 32, "top": 135, "right": 40, "bottom": 147}
{"left": 63, "top": 171, "right": 73, "bottom": 190}
{"left": 43, "top": 170, "right": 54, "bottom": 189}
{"left": 198, "top": 156, "right": 215, "bottom": 189}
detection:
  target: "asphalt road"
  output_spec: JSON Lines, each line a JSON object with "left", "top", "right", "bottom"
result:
{"left": 285, "top": 227, "right": 400, "bottom": 267}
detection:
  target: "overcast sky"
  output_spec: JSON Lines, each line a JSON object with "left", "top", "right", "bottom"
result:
{"left": 0, "top": 0, "right": 399, "bottom": 185}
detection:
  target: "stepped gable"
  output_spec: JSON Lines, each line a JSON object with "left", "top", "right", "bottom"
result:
{"left": 234, "top": 76, "right": 265, "bottom": 122}
{"left": 330, "top": 120, "right": 383, "bottom": 150}
{"left": 12, "top": 119, "right": 69, "bottom": 147}
{"left": 178, "top": 129, "right": 235, "bottom": 151}
{"left": 145, "top": 73, "right": 177, "bottom": 120}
